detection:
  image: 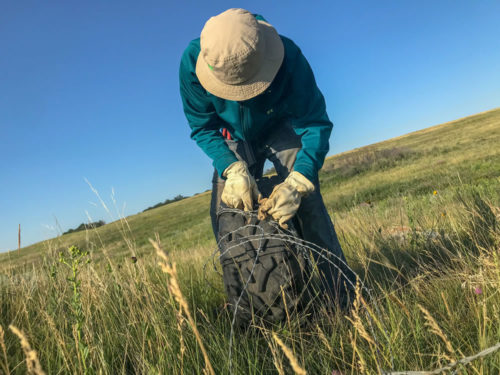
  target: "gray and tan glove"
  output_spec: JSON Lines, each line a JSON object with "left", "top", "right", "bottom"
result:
{"left": 221, "top": 161, "right": 261, "bottom": 211}
{"left": 258, "top": 171, "right": 315, "bottom": 229}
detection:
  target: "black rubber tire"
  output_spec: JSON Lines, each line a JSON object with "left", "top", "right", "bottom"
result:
{"left": 217, "top": 176, "right": 311, "bottom": 325}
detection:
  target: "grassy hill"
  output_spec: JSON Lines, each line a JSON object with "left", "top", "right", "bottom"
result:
{"left": 3, "top": 108, "right": 498, "bottom": 269}
{"left": 1, "top": 108, "right": 499, "bottom": 374}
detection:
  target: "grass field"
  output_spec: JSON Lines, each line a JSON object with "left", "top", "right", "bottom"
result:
{"left": 1, "top": 108, "right": 499, "bottom": 374}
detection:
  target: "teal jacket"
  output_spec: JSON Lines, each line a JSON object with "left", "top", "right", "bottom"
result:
{"left": 179, "top": 34, "right": 333, "bottom": 182}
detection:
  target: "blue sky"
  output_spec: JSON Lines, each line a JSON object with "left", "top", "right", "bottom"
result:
{"left": 1, "top": 1, "right": 499, "bottom": 252}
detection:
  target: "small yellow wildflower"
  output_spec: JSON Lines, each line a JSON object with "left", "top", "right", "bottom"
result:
{"left": 433, "top": 190, "right": 438, "bottom": 195}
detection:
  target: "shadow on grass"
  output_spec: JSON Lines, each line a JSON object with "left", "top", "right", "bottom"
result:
{"left": 353, "top": 189, "right": 498, "bottom": 295}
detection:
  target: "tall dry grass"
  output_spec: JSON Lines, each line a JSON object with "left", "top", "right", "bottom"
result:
{"left": 0, "top": 184, "right": 499, "bottom": 374}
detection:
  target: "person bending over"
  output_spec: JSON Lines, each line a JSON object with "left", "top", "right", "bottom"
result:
{"left": 179, "top": 8, "right": 355, "bottom": 304}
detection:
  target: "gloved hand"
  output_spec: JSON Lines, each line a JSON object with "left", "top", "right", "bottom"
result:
{"left": 258, "top": 171, "right": 315, "bottom": 229}
{"left": 221, "top": 161, "right": 261, "bottom": 211}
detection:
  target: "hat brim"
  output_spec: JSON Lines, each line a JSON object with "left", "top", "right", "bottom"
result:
{"left": 196, "top": 20, "right": 284, "bottom": 101}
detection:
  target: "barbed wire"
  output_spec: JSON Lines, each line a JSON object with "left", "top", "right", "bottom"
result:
{"left": 203, "top": 208, "right": 391, "bottom": 374}
{"left": 203, "top": 208, "right": 499, "bottom": 374}
{"left": 387, "top": 342, "right": 500, "bottom": 375}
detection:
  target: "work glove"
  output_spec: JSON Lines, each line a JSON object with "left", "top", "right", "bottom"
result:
{"left": 221, "top": 161, "right": 261, "bottom": 211}
{"left": 258, "top": 171, "right": 315, "bottom": 229}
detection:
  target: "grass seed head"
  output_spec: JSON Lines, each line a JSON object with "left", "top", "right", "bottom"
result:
{"left": 9, "top": 325, "right": 46, "bottom": 375}
{"left": 272, "top": 332, "right": 307, "bottom": 375}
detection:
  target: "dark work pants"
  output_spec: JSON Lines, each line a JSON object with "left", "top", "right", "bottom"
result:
{"left": 210, "top": 122, "right": 355, "bottom": 304}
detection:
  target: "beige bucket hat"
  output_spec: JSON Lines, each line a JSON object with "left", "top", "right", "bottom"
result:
{"left": 196, "top": 8, "right": 284, "bottom": 101}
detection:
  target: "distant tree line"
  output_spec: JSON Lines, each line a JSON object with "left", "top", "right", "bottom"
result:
{"left": 63, "top": 220, "right": 106, "bottom": 235}
{"left": 143, "top": 194, "right": 187, "bottom": 212}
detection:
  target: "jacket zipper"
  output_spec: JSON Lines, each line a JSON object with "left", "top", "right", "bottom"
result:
{"left": 239, "top": 104, "right": 247, "bottom": 140}
{"left": 239, "top": 103, "right": 256, "bottom": 167}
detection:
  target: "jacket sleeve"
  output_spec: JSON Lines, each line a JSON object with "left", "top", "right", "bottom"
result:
{"left": 179, "top": 44, "right": 238, "bottom": 177}
{"left": 287, "top": 47, "right": 333, "bottom": 183}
